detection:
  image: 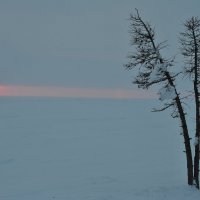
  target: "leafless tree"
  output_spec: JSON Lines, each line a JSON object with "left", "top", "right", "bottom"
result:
{"left": 125, "top": 9, "right": 194, "bottom": 187}
{"left": 180, "top": 17, "right": 200, "bottom": 189}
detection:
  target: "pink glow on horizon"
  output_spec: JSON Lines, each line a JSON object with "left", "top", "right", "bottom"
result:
{"left": 0, "top": 85, "right": 157, "bottom": 99}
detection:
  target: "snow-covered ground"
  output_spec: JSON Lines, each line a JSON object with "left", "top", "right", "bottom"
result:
{"left": 0, "top": 97, "right": 199, "bottom": 199}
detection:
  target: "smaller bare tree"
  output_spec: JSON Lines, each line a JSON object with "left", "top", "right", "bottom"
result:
{"left": 179, "top": 17, "right": 200, "bottom": 189}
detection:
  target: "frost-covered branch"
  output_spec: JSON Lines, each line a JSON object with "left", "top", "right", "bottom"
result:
{"left": 152, "top": 102, "right": 175, "bottom": 112}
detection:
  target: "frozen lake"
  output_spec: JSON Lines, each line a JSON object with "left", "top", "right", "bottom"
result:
{"left": 0, "top": 97, "right": 196, "bottom": 199}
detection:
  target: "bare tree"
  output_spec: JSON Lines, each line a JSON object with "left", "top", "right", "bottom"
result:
{"left": 180, "top": 17, "right": 200, "bottom": 189}
{"left": 125, "top": 9, "right": 194, "bottom": 186}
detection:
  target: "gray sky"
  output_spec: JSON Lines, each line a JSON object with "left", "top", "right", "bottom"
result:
{"left": 0, "top": 0, "right": 200, "bottom": 90}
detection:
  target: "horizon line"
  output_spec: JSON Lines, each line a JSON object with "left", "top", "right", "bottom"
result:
{"left": 0, "top": 85, "right": 157, "bottom": 100}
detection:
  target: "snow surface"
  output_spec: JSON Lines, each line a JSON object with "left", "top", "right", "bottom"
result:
{"left": 0, "top": 97, "right": 199, "bottom": 200}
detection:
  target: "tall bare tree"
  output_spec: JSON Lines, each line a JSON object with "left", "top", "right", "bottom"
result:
{"left": 180, "top": 17, "right": 200, "bottom": 189}
{"left": 125, "top": 9, "right": 194, "bottom": 186}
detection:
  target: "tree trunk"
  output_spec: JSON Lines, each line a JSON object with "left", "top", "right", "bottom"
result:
{"left": 176, "top": 96, "right": 194, "bottom": 185}
{"left": 193, "top": 29, "right": 199, "bottom": 189}
{"left": 193, "top": 80, "right": 200, "bottom": 189}
{"left": 166, "top": 72, "right": 194, "bottom": 185}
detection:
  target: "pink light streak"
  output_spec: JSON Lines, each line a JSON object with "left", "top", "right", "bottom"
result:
{"left": 0, "top": 85, "right": 157, "bottom": 99}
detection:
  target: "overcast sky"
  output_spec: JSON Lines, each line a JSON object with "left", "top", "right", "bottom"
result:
{"left": 0, "top": 0, "right": 200, "bottom": 93}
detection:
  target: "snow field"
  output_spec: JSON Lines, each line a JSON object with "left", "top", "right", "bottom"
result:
{"left": 0, "top": 97, "right": 198, "bottom": 199}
